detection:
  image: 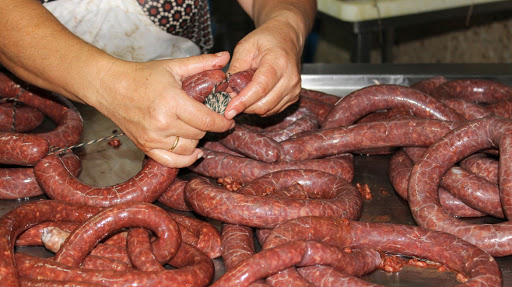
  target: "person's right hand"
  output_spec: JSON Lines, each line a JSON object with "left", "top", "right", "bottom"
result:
{"left": 82, "top": 51, "right": 235, "bottom": 168}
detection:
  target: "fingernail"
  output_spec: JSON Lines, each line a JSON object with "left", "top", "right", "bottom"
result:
{"left": 197, "top": 151, "right": 204, "bottom": 159}
{"left": 226, "top": 110, "right": 237, "bottom": 119}
{"left": 229, "top": 122, "right": 235, "bottom": 130}
{"left": 215, "top": 51, "right": 227, "bottom": 57}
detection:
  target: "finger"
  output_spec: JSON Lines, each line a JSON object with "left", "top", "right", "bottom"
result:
{"left": 260, "top": 93, "right": 300, "bottom": 117}
{"left": 163, "top": 136, "right": 199, "bottom": 156}
{"left": 237, "top": 76, "right": 301, "bottom": 117}
{"left": 224, "top": 63, "right": 280, "bottom": 119}
{"left": 158, "top": 109, "right": 208, "bottom": 140}
{"left": 147, "top": 148, "right": 204, "bottom": 168}
{"left": 168, "top": 51, "right": 231, "bottom": 80}
{"left": 227, "top": 42, "right": 255, "bottom": 75}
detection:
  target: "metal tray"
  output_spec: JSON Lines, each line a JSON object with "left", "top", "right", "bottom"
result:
{"left": 2, "top": 63, "right": 512, "bottom": 286}
{"left": 300, "top": 63, "right": 512, "bottom": 286}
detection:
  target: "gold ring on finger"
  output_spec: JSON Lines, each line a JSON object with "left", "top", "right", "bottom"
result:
{"left": 169, "top": 136, "right": 180, "bottom": 152}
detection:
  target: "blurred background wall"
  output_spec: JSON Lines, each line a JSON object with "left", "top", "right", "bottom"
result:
{"left": 210, "top": 0, "right": 512, "bottom": 64}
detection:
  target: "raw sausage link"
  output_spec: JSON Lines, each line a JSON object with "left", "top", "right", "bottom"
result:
{"left": 227, "top": 70, "right": 254, "bottom": 93}
{"left": 20, "top": 278, "right": 98, "bottom": 287}
{"left": 34, "top": 154, "right": 178, "bottom": 206}
{"left": 221, "top": 224, "right": 256, "bottom": 271}
{"left": 297, "top": 265, "right": 379, "bottom": 287}
{"left": 189, "top": 149, "right": 354, "bottom": 184}
{"left": 441, "top": 98, "right": 492, "bottom": 120}
{"left": 213, "top": 240, "right": 382, "bottom": 287}
{"left": 216, "top": 124, "right": 284, "bottom": 163}
{"left": 423, "top": 78, "right": 512, "bottom": 119}
{"left": 158, "top": 176, "right": 193, "bottom": 211}
{"left": 408, "top": 116, "right": 512, "bottom": 256}
{"left": 300, "top": 88, "right": 340, "bottom": 105}
{"left": 53, "top": 202, "right": 181, "bottom": 266}
{"left": 260, "top": 107, "right": 319, "bottom": 142}
{"left": 263, "top": 217, "right": 501, "bottom": 286}
{"left": 356, "top": 107, "right": 414, "bottom": 124}
{"left": 440, "top": 166, "right": 502, "bottom": 218}
{"left": 432, "top": 79, "right": 512, "bottom": 103}
{"left": 410, "top": 76, "right": 447, "bottom": 95}
{"left": 82, "top": 255, "right": 133, "bottom": 271}
{"left": 0, "top": 73, "right": 83, "bottom": 149}
{"left": 16, "top": 205, "right": 209, "bottom": 284}
{"left": 0, "top": 103, "right": 44, "bottom": 132}
{"left": 0, "top": 73, "right": 83, "bottom": 167}
{"left": 388, "top": 149, "right": 485, "bottom": 218}
{"left": 201, "top": 140, "right": 244, "bottom": 156}
{"left": 0, "top": 132, "right": 49, "bottom": 165}
{"left": 0, "top": 153, "right": 81, "bottom": 199}
{"left": 247, "top": 176, "right": 330, "bottom": 287}
{"left": 37, "top": 227, "right": 133, "bottom": 265}
{"left": 459, "top": 153, "right": 498, "bottom": 184}
{"left": 43, "top": 224, "right": 209, "bottom": 266}
{"left": 214, "top": 106, "right": 318, "bottom": 162}
{"left": 169, "top": 212, "right": 222, "bottom": 259}
{"left": 487, "top": 100, "right": 512, "bottom": 119}
{"left": 89, "top": 244, "right": 131, "bottom": 265}
{"left": 182, "top": 69, "right": 228, "bottom": 102}
{"left": 402, "top": 146, "right": 502, "bottom": 218}
{"left": 17, "top": 211, "right": 221, "bottom": 260}
{"left": 184, "top": 169, "right": 362, "bottom": 228}
{"left": 321, "top": 84, "right": 464, "bottom": 129}
{"left": 281, "top": 119, "right": 460, "bottom": 161}
{"left": 0, "top": 200, "right": 102, "bottom": 287}
{"left": 265, "top": 269, "right": 313, "bottom": 287}
{"left": 126, "top": 225, "right": 217, "bottom": 272}
{"left": 102, "top": 232, "right": 128, "bottom": 247}
{"left": 15, "top": 242, "right": 214, "bottom": 287}
{"left": 16, "top": 221, "right": 79, "bottom": 247}
{"left": 127, "top": 227, "right": 163, "bottom": 271}
{"left": 353, "top": 108, "right": 414, "bottom": 155}
{"left": 255, "top": 106, "right": 316, "bottom": 133}
{"left": 165, "top": 243, "right": 215, "bottom": 286}
{"left": 264, "top": 246, "right": 380, "bottom": 286}
{"left": 297, "top": 95, "right": 333, "bottom": 124}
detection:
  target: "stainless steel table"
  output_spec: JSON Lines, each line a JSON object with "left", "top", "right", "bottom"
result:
{"left": 316, "top": 0, "right": 512, "bottom": 62}
{"left": 301, "top": 63, "right": 512, "bottom": 285}
{"left": 2, "top": 63, "right": 512, "bottom": 286}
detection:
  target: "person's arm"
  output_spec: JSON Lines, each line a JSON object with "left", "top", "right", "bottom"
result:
{"left": 225, "top": 0, "right": 317, "bottom": 119}
{"left": 0, "top": 0, "right": 112, "bottom": 101}
{"left": 0, "top": 0, "right": 234, "bottom": 168}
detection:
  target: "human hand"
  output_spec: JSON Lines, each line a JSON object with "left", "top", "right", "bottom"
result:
{"left": 84, "top": 52, "right": 235, "bottom": 168}
{"left": 224, "top": 17, "right": 304, "bottom": 120}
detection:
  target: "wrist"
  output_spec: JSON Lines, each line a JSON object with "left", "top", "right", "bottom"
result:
{"left": 265, "top": 12, "right": 309, "bottom": 54}
{"left": 68, "top": 49, "right": 122, "bottom": 107}
{"left": 256, "top": 7, "right": 314, "bottom": 52}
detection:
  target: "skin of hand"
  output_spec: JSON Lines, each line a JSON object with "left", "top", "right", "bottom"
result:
{"left": 225, "top": 0, "right": 317, "bottom": 120}
{"left": 91, "top": 52, "right": 236, "bottom": 168}
{"left": 0, "top": 1, "right": 235, "bottom": 168}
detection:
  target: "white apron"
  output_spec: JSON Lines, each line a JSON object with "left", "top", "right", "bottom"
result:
{"left": 43, "top": 0, "right": 201, "bottom": 61}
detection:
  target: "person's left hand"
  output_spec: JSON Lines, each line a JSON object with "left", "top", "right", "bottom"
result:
{"left": 224, "top": 17, "right": 304, "bottom": 120}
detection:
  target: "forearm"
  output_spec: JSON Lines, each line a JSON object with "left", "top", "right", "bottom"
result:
{"left": 0, "top": 0, "right": 115, "bottom": 103}
{"left": 237, "top": 0, "right": 317, "bottom": 49}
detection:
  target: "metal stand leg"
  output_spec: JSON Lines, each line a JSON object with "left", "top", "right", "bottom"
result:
{"left": 351, "top": 31, "right": 372, "bottom": 63}
{"left": 381, "top": 27, "right": 394, "bottom": 63}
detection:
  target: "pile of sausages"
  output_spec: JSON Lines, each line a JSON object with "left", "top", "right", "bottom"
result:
{"left": 0, "top": 72, "right": 84, "bottom": 200}
{"left": 0, "top": 69, "right": 511, "bottom": 286}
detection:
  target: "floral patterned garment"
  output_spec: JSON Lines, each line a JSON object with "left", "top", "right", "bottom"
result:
{"left": 40, "top": 0, "right": 213, "bottom": 53}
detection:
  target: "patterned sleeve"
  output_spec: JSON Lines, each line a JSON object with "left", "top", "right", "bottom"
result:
{"left": 39, "top": 0, "right": 214, "bottom": 53}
